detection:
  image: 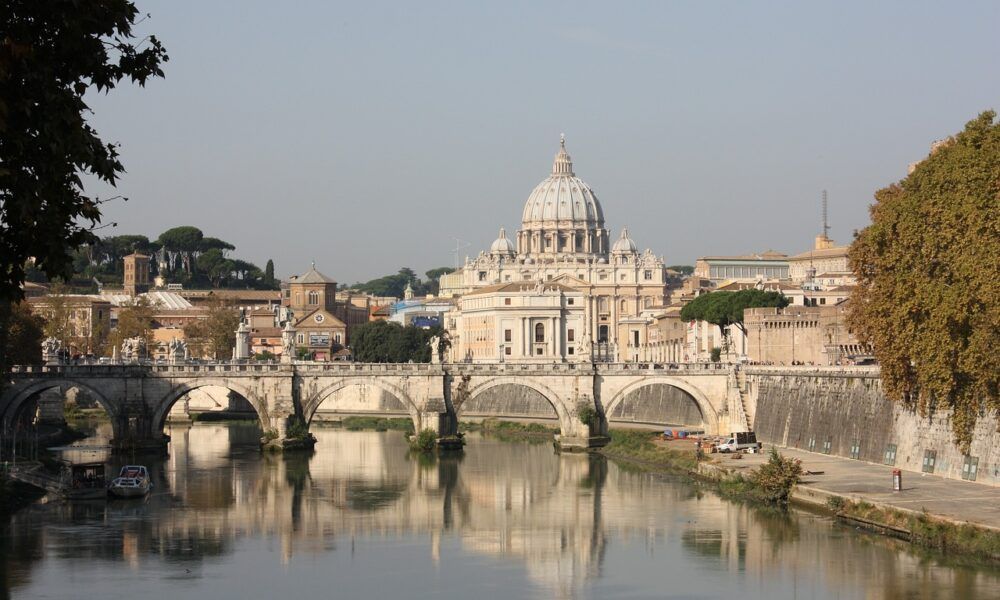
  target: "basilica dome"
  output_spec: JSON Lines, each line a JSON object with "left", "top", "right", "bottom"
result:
{"left": 516, "top": 136, "right": 610, "bottom": 260}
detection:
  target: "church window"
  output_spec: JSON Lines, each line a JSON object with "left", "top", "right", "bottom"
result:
{"left": 296, "top": 334, "right": 304, "bottom": 344}
{"left": 644, "top": 270, "right": 652, "bottom": 280}
{"left": 567, "top": 298, "right": 574, "bottom": 305}
{"left": 598, "top": 297, "right": 609, "bottom": 312}
{"left": 644, "top": 297, "right": 653, "bottom": 308}
{"left": 504, "top": 329, "right": 512, "bottom": 342}
{"left": 621, "top": 256, "right": 629, "bottom": 265}
{"left": 620, "top": 273, "right": 626, "bottom": 281}
{"left": 535, "top": 323, "right": 545, "bottom": 343}
{"left": 599, "top": 272, "right": 608, "bottom": 281}
{"left": 504, "top": 298, "right": 511, "bottom": 305}
{"left": 620, "top": 299, "right": 627, "bottom": 311}
{"left": 567, "top": 329, "right": 575, "bottom": 342}
{"left": 308, "top": 291, "right": 319, "bottom": 305}
{"left": 478, "top": 271, "right": 487, "bottom": 281}
{"left": 505, "top": 347, "right": 512, "bottom": 356}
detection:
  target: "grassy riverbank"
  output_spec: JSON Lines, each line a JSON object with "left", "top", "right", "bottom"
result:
{"left": 460, "top": 419, "right": 558, "bottom": 442}
{"left": 826, "top": 497, "right": 1000, "bottom": 563}
{"left": 599, "top": 430, "right": 698, "bottom": 472}
{"left": 598, "top": 429, "right": 1000, "bottom": 565}
{"left": 333, "top": 416, "right": 415, "bottom": 432}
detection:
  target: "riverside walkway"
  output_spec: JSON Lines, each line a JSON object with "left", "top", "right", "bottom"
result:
{"left": 730, "top": 446, "right": 1000, "bottom": 531}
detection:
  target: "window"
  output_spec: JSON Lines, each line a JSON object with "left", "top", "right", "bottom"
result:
{"left": 478, "top": 271, "right": 487, "bottom": 281}
{"left": 309, "top": 333, "right": 329, "bottom": 346}
{"left": 504, "top": 298, "right": 511, "bottom": 305}
{"left": 505, "top": 346, "right": 511, "bottom": 356}
{"left": 598, "top": 325, "right": 609, "bottom": 343}
{"left": 567, "top": 298, "right": 574, "bottom": 305}
{"left": 504, "top": 329, "right": 512, "bottom": 342}
{"left": 962, "top": 455, "right": 979, "bottom": 481}
{"left": 922, "top": 450, "right": 937, "bottom": 473}
{"left": 296, "top": 333, "right": 304, "bottom": 344}
{"left": 535, "top": 323, "right": 545, "bottom": 343}
{"left": 644, "top": 297, "right": 653, "bottom": 308}
{"left": 620, "top": 299, "right": 627, "bottom": 311}
{"left": 308, "top": 291, "right": 319, "bottom": 305}
{"left": 883, "top": 443, "right": 897, "bottom": 465}
{"left": 599, "top": 272, "right": 608, "bottom": 281}
{"left": 620, "top": 273, "right": 626, "bottom": 280}
{"left": 334, "top": 333, "right": 342, "bottom": 344}
{"left": 504, "top": 275, "right": 511, "bottom": 281}
{"left": 822, "top": 439, "right": 832, "bottom": 454}
{"left": 632, "top": 330, "right": 639, "bottom": 347}
{"left": 622, "top": 256, "right": 629, "bottom": 264}
{"left": 598, "top": 297, "right": 609, "bottom": 312}
{"left": 567, "top": 329, "right": 575, "bottom": 342}
{"left": 644, "top": 270, "right": 652, "bottom": 280}
{"left": 536, "top": 347, "right": 543, "bottom": 355}
{"left": 849, "top": 441, "right": 861, "bottom": 460}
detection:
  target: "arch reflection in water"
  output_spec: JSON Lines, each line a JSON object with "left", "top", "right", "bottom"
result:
{"left": 4, "top": 424, "right": 1000, "bottom": 599}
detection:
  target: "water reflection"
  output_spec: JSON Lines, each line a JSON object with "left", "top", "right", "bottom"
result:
{"left": 2, "top": 423, "right": 998, "bottom": 599}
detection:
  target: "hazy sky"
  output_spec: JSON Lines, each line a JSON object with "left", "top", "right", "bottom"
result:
{"left": 86, "top": 1, "right": 1000, "bottom": 283}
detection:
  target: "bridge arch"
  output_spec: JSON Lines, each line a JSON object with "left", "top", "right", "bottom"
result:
{"left": 0, "top": 379, "right": 118, "bottom": 432}
{"left": 153, "top": 378, "right": 270, "bottom": 435}
{"left": 302, "top": 379, "right": 421, "bottom": 430}
{"left": 603, "top": 378, "right": 719, "bottom": 434}
{"left": 461, "top": 377, "right": 571, "bottom": 432}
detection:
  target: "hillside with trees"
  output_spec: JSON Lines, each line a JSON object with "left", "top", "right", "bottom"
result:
{"left": 350, "top": 267, "right": 455, "bottom": 298}
{"left": 34, "top": 226, "right": 279, "bottom": 291}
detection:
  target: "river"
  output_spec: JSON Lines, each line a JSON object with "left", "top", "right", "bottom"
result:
{"left": 2, "top": 421, "right": 998, "bottom": 599}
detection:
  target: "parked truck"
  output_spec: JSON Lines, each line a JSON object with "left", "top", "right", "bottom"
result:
{"left": 716, "top": 431, "right": 762, "bottom": 453}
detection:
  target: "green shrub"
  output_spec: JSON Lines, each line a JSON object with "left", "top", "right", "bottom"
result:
{"left": 286, "top": 419, "right": 310, "bottom": 440}
{"left": 748, "top": 447, "right": 803, "bottom": 504}
{"left": 410, "top": 429, "right": 438, "bottom": 453}
{"left": 263, "top": 429, "right": 279, "bottom": 441}
{"left": 576, "top": 402, "right": 599, "bottom": 428}
{"left": 710, "top": 347, "right": 722, "bottom": 363}
{"left": 827, "top": 496, "right": 847, "bottom": 512}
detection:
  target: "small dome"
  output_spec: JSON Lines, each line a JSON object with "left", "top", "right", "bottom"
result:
{"left": 490, "top": 228, "right": 515, "bottom": 256}
{"left": 612, "top": 228, "right": 637, "bottom": 254}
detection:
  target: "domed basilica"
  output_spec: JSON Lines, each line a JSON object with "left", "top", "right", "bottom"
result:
{"left": 443, "top": 137, "right": 670, "bottom": 362}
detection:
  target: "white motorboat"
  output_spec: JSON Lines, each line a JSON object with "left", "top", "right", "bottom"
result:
{"left": 108, "top": 465, "right": 152, "bottom": 498}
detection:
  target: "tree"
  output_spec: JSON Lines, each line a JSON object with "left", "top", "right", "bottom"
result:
{"left": 109, "top": 296, "right": 154, "bottom": 354}
{"left": 183, "top": 300, "right": 239, "bottom": 359}
{"left": 349, "top": 321, "right": 441, "bottom": 363}
{"left": 680, "top": 289, "right": 789, "bottom": 338}
{"left": 157, "top": 226, "right": 204, "bottom": 273}
{"left": 265, "top": 259, "right": 275, "bottom": 285}
{"left": 352, "top": 268, "right": 421, "bottom": 298}
{"left": 424, "top": 266, "right": 455, "bottom": 296}
{"left": 680, "top": 289, "right": 788, "bottom": 355}
{"left": 4, "top": 302, "right": 44, "bottom": 366}
{"left": 667, "top": 265, "right": 695, "bottom": 276}
{"left": 0, "top": 1, "right": 167, "bottom": 377}
{"left": 849, "top": 111, "right": 1000, "bottom": 450}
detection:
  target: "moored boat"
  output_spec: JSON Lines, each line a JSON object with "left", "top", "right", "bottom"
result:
{"left": 108, "top": 465, "right": 152, "bottom": 498}
{"left": 64, "top": 462, "right": 108, "bottom": 501}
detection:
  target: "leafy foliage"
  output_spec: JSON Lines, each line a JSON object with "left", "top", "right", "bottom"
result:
{"left": 349, "top": 321, "right": 443, "bottom": 363}
{"left": 680, "top": 289, "right": 789, "bottom": 336}
{"left": 667, "top": 265, "right": 695, "bottom": 276}
{"left": 108, "top": 296, "right": 154, "bottom": 352}
{"left": 3, "top": 303, "right": 44, "bottom": 365}
{"left": 0, "top": 0, "right": 168, "bottom": 307}
{"left": 576, "top": 402, "right": 599, "bottom": 428}
{"left": 749, "top": 447, "right": 803, "bottom": 504}
{"left": 409, "top": 429, "right": 438, "bottom": 453}
{"left": 848, "top": 111, "right": 1000, "bottom": 449}
{"left": 183, "top": 300, "right": 240, "bottom": 359}
{"left": 351, "top": 266, "right": 455, "bottom": 298}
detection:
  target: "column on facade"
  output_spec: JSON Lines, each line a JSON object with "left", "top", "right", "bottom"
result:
{"left": 551, "top": 316, "right": 559, "bottom": 359}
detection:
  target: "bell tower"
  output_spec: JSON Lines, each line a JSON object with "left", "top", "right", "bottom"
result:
{"left": 123, "top": 253, "right": 151, "bottom": 296}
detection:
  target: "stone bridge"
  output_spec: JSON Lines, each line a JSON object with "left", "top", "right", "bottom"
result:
{"left": 2, "top": 362, "right": 744, "bottom": 453}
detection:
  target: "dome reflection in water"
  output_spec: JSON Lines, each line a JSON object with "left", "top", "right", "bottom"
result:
{"left": 2, "top": 422, "right": 998, "bottom": 599}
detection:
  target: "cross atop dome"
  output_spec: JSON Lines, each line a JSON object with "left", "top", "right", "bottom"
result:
{"left": 552, "top": 134, "right": 574, "bottom": 176}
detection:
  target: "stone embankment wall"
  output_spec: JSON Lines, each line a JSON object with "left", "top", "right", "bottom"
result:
{"left": 746, "top": 367, "right": 1000, "bottom": 487}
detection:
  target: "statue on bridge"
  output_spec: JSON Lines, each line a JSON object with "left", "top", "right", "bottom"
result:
{"left": 168, "top": 338, "right": 187, "bottom": 364}
{"left": 121, "top": 336, "right": 147, "bottom": 363}
{"left": 41, "top": 337, "right": 62, "bottom": 365}
{"left": 281, "top": 320, "right": 296, "bottom": 364}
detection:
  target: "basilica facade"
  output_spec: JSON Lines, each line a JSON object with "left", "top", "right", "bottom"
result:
{"left": 443, "top": 137, "right": 670, "bottom": 362}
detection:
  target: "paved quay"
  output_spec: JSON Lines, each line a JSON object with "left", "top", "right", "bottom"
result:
{"left": 713, "top": 444, "right": 1000, "bottom": 531}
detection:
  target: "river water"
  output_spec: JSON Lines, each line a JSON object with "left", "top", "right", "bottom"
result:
{"left": 2, "top": 421, "right": 998, "bottom": 599}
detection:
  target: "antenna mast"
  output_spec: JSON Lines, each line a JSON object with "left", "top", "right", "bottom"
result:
{"left": 821, "top": 190, "right": 830, "bottom": 238}
{"left": 452, "top": 238, "right": 470, "bottom": 269}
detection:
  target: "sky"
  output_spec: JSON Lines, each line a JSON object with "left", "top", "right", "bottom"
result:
{"left": 85, "top": 1, "right": 1000, "bottom": 283}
